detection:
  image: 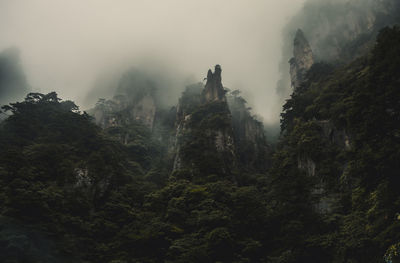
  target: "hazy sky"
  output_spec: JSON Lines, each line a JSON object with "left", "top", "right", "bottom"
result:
{"left": 0, "top": 0, "right": 305, "bottom": 123}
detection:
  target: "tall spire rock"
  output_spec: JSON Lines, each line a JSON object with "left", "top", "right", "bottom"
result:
{"left": 172, "top": 65, "right": 237, "bottom": 182}
{"left": 202, "top": 64, "right": 226, "bottom": 102}
{"left": 289, "top": 29, "right": 314, "bottom": 90}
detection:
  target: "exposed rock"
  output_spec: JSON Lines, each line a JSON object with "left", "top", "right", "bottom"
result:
{"left": 172, "top": 67, "right": 237, "bottom": 179}
{"left": 72, "top": 168, "right": 111, "bottom": 200}
{"left": 227, "top": 93, "right": 270, "bottom": 171}
{"left": 202, "top": 65, "right": 226, "bottom": 102}
{"left": 173, "top": 66, "right": 271, "bottom": 176}
{"left": 90, "top": 69, "right": 158, "bottom": 130}
{"left": 172, "top": 83, "right": 203, "bottom": 171}
{"left": 318, "top": 120, "right": 351, "bottom": 150}
{"left": 277, "top": 0, "right": 400, "bottom": 99}
{"left": 130, "top": 94, "right": 156, "bottom": 129}
{"left": 297, "top": 155, "right": 316, "bottom": 177}
{"left": 289, "top": 29, "right": 314, "bottom": 90}
{"left": 74, "top": 168, "right": 91, "bottom": 188}
{"left": 296, "top": 120, "right": 352, "bottom": 215}
{"left": 297, "top": 156, "right": 342, "bottom": 214}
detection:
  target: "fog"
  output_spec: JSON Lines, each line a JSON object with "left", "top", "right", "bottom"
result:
{"left": 0, "top": 0, "right": 307, "bottom": 123}
{"left": 276, "top": 0, "right": 400, "bottom": 100}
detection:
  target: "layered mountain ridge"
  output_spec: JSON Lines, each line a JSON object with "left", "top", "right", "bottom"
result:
{"left": 91, "top": 64, "right": 270, "bottom": 182}
{"left": 0, "top": 1, "right": 399, "bottom": 262}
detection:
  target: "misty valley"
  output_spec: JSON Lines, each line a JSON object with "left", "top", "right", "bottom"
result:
{"left": 0, "top": 0, "right": 400, "bottom": 262}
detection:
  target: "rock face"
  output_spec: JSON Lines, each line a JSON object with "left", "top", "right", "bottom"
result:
{"left": 287, "top": 30, "right": 353, "bottom": 215}
{"left": 91, "top": 69, "right": 157, "bottom": 130}
{"left": 90, "top": 65, "right": 270, "bottom": 181}
{"left": 129, "top": 94, "right": 156, "bottom": 129}
{"left": 172, "top": 83, "right": 203, "bottom": 171}
{"left": 296, "top": 121, "right": 352, "bottom": 214}
{"left": 297, "top": 155, "right": 316, "bottom": 178}
{"left": 172, "top": 65, "right": 271, "bottom": 180}
{"left": 289, "top": 29, "right": 314, "bottom": 90}
{"left": 318, "top": 120, "right": 351, "bottom": 151}
{"left": 277, "top": 0, "right": 400, "bottom": 98}
{"left": 173, "top": 66, "right": 237, "bottom": 180}
{"left": 228, "top": 94, "right": 270, "bottom": 172}
{"left": 202, "top": 65, "right": 226, "bottom": 102}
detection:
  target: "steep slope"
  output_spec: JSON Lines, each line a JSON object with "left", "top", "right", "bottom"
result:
{"left": 173, "top": 65, "right": 237, "bottom": 182}
{"left": 227, "top": 91, "right": 270, "bottom": 173}
{"left": 269, "top": 26, "right": 400, "bottom": 263}
{"left": 0, "top": 89, "right": 273, "bottom": 262}
{"left": 289, "top": 29, "right": 314, "bottom": 90}
{"left": 173, "top": 65, "right": 271, "bottom": 181}
{"left": 0, "top": 92, "right": 154, "bottom": 262}
{"left": 91, "top": 69, "right": 158, "bottom": 130}
{"left": 277, "top": 0, "right": 400, "bottom": 98}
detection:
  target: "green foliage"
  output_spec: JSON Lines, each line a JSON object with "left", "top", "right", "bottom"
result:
{"left": 273, "top": 26, "right": 400, "bottom": 262}
{"left": 0, "top": 91, "right": 272, "bottom": 262}
{"left": 0, "top": 92, "right": 153, "bottom": 261}
{"left": 178, "top": 101, "right": 236, "bottom": 180}
{"left": 1, "top": 26, "right": 399, "bottom": 263}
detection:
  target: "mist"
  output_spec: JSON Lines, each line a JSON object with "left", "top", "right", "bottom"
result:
{"left": 276, "top": 0, "right": 400, "bottom": 100}
{"left": 0, "top": 0, "right": 307, "bottom": 124}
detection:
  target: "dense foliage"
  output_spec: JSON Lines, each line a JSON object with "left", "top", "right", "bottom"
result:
{"left": 0, "top": 27, "right": 399, "bottom": 263}
{"left": 273, "top": 26, "right": 400, "bottom": 262}
{"left": 0, "top": 92, "right": 271, "bottom": 262}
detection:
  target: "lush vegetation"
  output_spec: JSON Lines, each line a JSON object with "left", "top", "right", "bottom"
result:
{"left": 0, "top": 27, "right": 399, "bottom": 263}
{"left": 272, "top": 26, "right": 400, "bottom": 262}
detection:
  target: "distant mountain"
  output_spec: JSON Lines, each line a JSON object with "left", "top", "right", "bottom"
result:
{"left": 277, "top": 0, "right": 400, "bottom": 98}
{"left": 0, "top": 47, "right": 30, "bottom": 107}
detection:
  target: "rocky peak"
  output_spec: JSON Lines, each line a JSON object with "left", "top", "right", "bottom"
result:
{"left": 172, "top": 66, "right": 238, "bottom": 180}
{"left": 290, "top": 29, "right": 314, "bottom": 90}
{"left": 203, "top": 64, "right": 226, "bottom": 102}
{"left": 91, "top": 69, "right": 158, "bottom": 130}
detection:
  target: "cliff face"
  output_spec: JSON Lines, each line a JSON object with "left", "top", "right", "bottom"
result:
{"left": 91, "top": 69, "right": 157, "bottom": 131}
{"left": 172, "top": 83, "right": 203, "bottom": 171}
{"left": 172, "top": 65, "right": 271, "bottom": 181}
{"left": 227, "top": 93, "right": 270, "bottom": 172}
{"left": 289, "top": 29, "right": 314, "bottom": 90}
{"left": 277, "top": 0, "right": 400, "bottom": 98}
{"left": 202, "top": 65, "right": 226, "bottom": 102}
{"left": 90, "top": 65, "right": 270, "bottom": 181}
{"left": 287, "top": 30, "right": 350, "bottom": 214}
{"left": 272, "top": 27, "right": 400, "bottom": 261}
{"left": 173, "top": 66, "right": 237, "bottom": 181}
{"left": 292, "top": 0, "right": 400, "bottom": 63}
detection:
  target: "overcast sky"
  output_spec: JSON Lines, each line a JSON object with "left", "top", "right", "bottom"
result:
{"left": 0, "top": 0, "right": 305, "bottom": 123}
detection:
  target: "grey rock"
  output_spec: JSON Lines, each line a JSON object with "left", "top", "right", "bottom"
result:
{"left": 289, "top": 29, "right": 314, "bottom": 90}
{"left": 202, "top": 65, "right": 226, "bottom": 102}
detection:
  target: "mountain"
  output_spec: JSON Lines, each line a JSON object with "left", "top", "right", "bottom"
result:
{"left": 0, "top": 1, "right": 400, "bottom": 262}
{"left": 0, "top": 68, "right": 273, "bottom": 262}
{"left": 91, "top": 64, "right": 270, "bottom": 182}
{"left": 269, "top": 26, "right": 400, "bottom": 262}
{"left": 0, "top": 47, "right": 30, "bottom": 108}
{"left": 173, "top": 65, "right": 238, "bottom": 182}
{"left": 277, "top": 0, "right": 400, "bottom": 98}
{"left": 289, "top": 29, "right": 314, "bottom": 90}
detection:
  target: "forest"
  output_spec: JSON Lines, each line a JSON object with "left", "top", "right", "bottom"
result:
{"left": 0, "top": 0, "right": 400, "bottom": 262}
